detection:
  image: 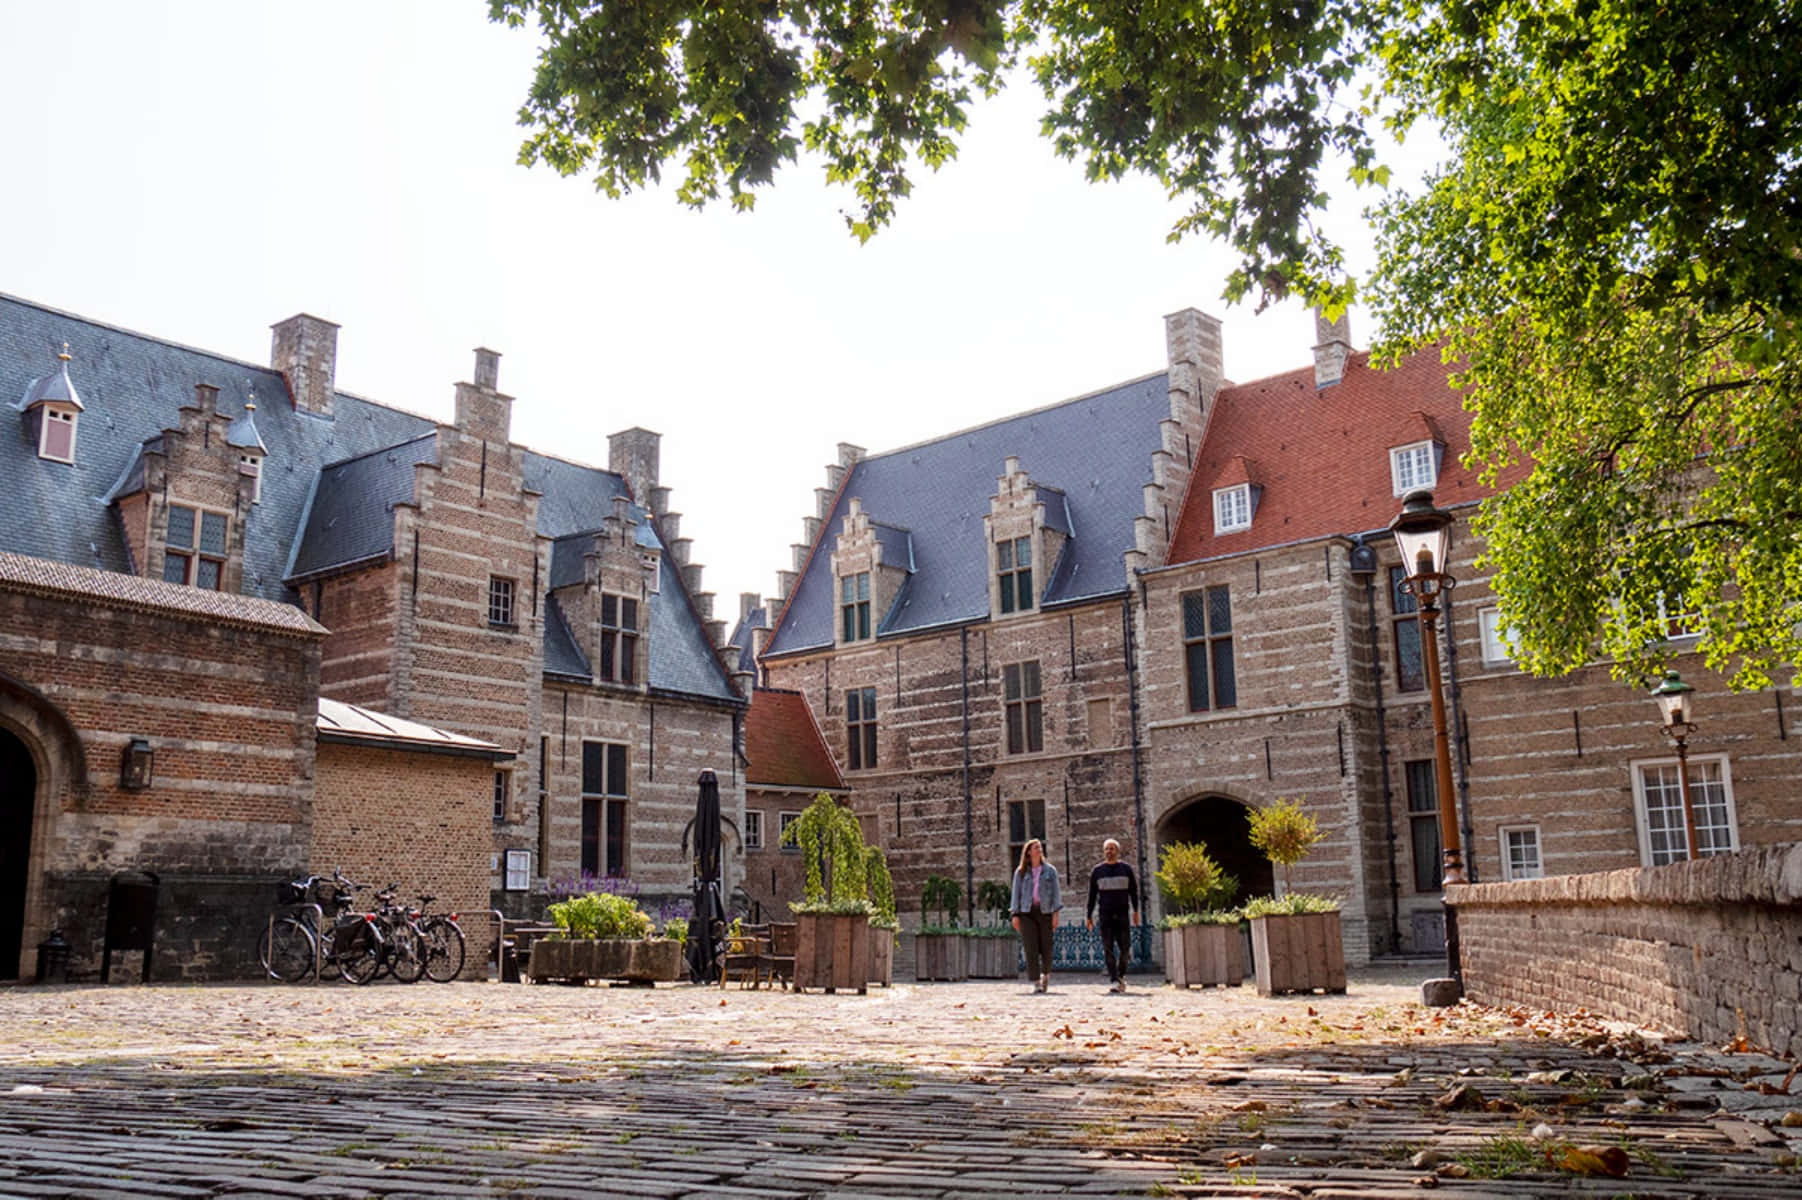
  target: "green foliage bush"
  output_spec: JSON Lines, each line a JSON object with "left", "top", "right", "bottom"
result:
{"left": 974, "top": 880, "right": 1011, "bottom": 924}
{"left": 1247, "top": 797, "right": 1324, "bottom": 892}
{"left": 1158, "top": 910, "right": 1245, "bottom": 930}
{"left": 921, "top": 874, "right": 961, "bottom": 927}
{"left": 781, "top": 792, "right": 874, "bottom": 916}
{"left": 1154, "top": 841, "right": 1238, "bottom": 916}
{"left": 865, "top": 845, "right": 897, "bottom": 930}
{"left": 1241, "top": 893, "right": 1340, "bottom": 918}
{"left": 547, "top": 891, "right": 654, "bottom": 940}
{"left": 661, "top": 918, "right": 689, "bottom": 944}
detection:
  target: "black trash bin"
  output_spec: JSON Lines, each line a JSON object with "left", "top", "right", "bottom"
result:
{"left": 102, "top": 871, "right": 159, "bottom": 984}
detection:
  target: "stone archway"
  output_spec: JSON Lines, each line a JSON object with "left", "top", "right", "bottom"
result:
{"left": 1155, "top": 795, "right": 1274, "bottom": 911}
{"left": 0, "top": 728, "right": 33, "bottom": 977}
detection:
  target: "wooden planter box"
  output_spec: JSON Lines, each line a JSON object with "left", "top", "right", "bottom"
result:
{"left": 793, "top": 912, "right": 869, "bottom": 994}
{"left": 914, "top": 932, "right": 969, "bottom": 981}
{"left": 1164, "top": 923, "right": 1246, "bottom": 988}
{"left": 965, "top": 934, "right": 1016, "bottom": 978}
{"left": 525, "top": 938, "right": 683, "bottom": 985}
{"left": 1249, "top": 911, "right": 1347, "bottom": 996}
{"left": 867, "top": 926, "right": 894, "bottom": 987}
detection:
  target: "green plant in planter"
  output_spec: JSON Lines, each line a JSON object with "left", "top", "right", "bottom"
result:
{"left": 1153, "top": 841, "right": 1240, "bottom": 930}
{"left": 781, "top": 791, "right": 874, "bottom": 916}
{"left": 1246, "top": 796, "right": 1338, "bottom": 912}
{"left": 546, "top": 891, "right": 654, "bottom": 940}
{"left": 920, "top": 874, "right": 962, "bottom": 933}
{"left": 865, "top": 845, "right": 898, "bottom": 931}
{"left": 1241, "top": 893, "right": 1341, "bottom": 917}
{"left": 974, "top": 880, "right": 1010, "bottom": 926}
{"left": 661, "top": 917, "right": 689, "bottom": 944}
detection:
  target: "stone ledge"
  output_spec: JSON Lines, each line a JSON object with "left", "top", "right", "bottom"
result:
{"left": 1449, "top": 843, "right": 1802, "bottom": 909}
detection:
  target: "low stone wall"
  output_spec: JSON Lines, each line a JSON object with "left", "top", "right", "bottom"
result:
{"left": 1450, "top": 845, "right": 1802, "bottom": 1058}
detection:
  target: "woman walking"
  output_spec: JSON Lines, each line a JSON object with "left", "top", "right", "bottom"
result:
{"left": 1010, "top": 838, "right": 1061, "bottom": 993}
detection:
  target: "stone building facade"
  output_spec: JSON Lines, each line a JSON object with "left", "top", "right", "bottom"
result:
{"left": 0, "top": 294, "right": 744, "bottom": 976}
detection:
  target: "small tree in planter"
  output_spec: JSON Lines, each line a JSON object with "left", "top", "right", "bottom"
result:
{"left": 865, "top": 845, "right": 897, "bottom": 987}
{"left": 1154, "top": 842, "right": 1244, "bottom": 988}
{"left": 781, "top": 792, "right": 874, "bottom": 993}
{"left": 1244, "top": 797, "right": 1345, "bottom": 996}
{"left": 530, "top": 890, "right": 683, "bottom": 984}
{"left": 966, "top": 880, "right": 1016, "bottom": 977}
{"left": 915, "top": 875, "right": 968, "bottom": 981}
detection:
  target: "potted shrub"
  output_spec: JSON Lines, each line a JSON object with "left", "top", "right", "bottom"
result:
{"left": 914, "top": 875, "right": 968, "bottom": 981}
{"left": 965, "top": 881, "right": 1016, "bottom": 978}
{"left": 866, "top": 845, "right": 897, "bottom": 987}
{"left": 1155, "top": 842, "right": 1244, "bottom": 988}
{"left": 1244, "top": 797, "right": 1345, "bottom": 996}
{"left": 528, "top": 890, "right": 684, "bottom": 984}
{"left": 781, "top": 792, "right": 874, "bottom": 994}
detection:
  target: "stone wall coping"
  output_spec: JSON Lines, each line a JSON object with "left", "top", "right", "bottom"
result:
{"left": 1450, "top": 843, "right": 1802, "bottom": 909}
{"left": 0, "top": 551, "right": 325, "bottom": 638}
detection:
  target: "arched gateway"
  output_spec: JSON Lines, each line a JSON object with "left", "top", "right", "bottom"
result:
{"left": 0, "top": 728, "right": 33, "bottom": 977}
{"left": 1155, "top": 794, "right": 1274, "bottom": 911}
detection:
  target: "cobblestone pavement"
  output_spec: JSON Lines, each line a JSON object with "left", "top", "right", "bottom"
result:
{"left": 0, "top": 965, "right": 1798, "bottom": 1198}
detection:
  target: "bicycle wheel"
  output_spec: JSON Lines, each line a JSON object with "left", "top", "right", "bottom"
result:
{"left": 258, "top": 917, "right": 316, "bottom": 983}
{"left": 421, "top": 917, "right": 466, "bottom": 982}
{"left": 387, "top": 920, "right": 427, "bottom": 984}
{"left": 334, "top": 921, "right": 383, "bottom": 986}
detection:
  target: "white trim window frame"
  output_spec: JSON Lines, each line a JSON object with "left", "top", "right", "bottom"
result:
{"left": 1212, "top": 484, "right": 1251, "bottom": 534}
{"left": 238, "top": 453, "right": 263, "bottom": 503}
{"left": 1498, "top": 824, "right": 1543, "bottom": 880}
{"left": 1478, "top": 606, "right": 1516, "bottom": 666}
{"left": 39, "top": 407, "right": 78, "bottom": 463}
{"left": 744, "top": 809, "right": 764, "bottom": 851}
{"left": 1631, "top": 753, "right": 1739, "bottom": 867}
{"left": 503, "top": 848, "right": 531, "bottom": 892}
{"left": 778, "top": 810, "right": 803, "bottom": 852}
{"left": 1390, "top": 440, "right": 1437, "bottom": 495}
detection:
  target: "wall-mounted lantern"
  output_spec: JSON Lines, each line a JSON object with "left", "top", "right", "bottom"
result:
{"left": 121, "top": 737, "right": 154, "bottom": 791}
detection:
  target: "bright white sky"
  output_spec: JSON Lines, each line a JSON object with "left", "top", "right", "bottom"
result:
{"left": 0, "top": 2, "right": 1435, "bottom": 614}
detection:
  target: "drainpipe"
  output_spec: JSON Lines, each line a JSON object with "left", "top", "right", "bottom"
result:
{"left": 1440, "top": 589, "right": 1477, "bottom": 882}
{"left": 961, "top": 626, "right": 974, "bottom": 924}
{"left": 1351, "top": 540, "right": 1403, "bottom": 952}
{"left": 1122, "top": 594, "right": 1148, "bottom": 897}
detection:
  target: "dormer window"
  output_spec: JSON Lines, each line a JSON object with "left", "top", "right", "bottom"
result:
{"left": 165, "top": 503, "right": 228, "bottom": 590}
{"left": 997, "top": 535, "right": 1034, "bottom": 614}
{"left": 600, "top": 593, "right": 639, "bottom": 684}
{"left": 1391, "top": 440, "right": 1437, "bottom": 495}
{"left": 1213, "top": 484, "right": 1252, "bottom": 534}
{"left": 238, "top": 453, "right": 263, "bottom": 503}
{"left": 39, "top": 408, "right": 77, "bottom": 463}
{"left": 840, "top": 571, "right": 871, "bottom": 642}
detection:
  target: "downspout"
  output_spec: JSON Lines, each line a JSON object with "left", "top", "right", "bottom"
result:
{"left": 961, "top": 626, "right": 974, "bottom": 925}
{"left": 1359, "top": 555, "right": 1403, "bottom": 952}
{"left": 1123, "top": 593, "right": 1148, "bottom": 896}
{"left": 1441, "top": 589, "right": 1477, "bottom": 882}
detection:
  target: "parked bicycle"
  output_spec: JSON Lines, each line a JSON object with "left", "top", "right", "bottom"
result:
{"left": 369, "top": 885, "right": 427, "bottom": 984}
{"left": 411, "top": 894, "right": 467, "bottom": 983}
{"left": 258, "top": 870, "right": 385, "bottom": 985}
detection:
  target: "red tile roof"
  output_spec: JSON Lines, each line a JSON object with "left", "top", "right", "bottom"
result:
{"left": 744, "top": 688, "right": 846, "bottom": 791}
{"left": 1166, "top": 348, "right": 1510, "bottom": 563}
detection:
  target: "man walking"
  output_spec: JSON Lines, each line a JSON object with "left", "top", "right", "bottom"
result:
{"left": 1085, "top": 838, "right": 1140, "bottom": 992}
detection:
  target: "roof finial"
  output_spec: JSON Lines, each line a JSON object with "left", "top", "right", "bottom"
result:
{"left": 245, "top": 390, "right": 257, "bottom": 413}
{"left": 58, "top": 342, "right": 71, "bottom": 363}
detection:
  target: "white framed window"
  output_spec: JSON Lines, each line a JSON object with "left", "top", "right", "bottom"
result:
{"left": 1212, "top": 484, "right": 1251, "bottom": 534}
{"left": 504, "top": 848, "right": 531, "bottom": 892}
{"left": 238, "top": 453, "right": 263, "bottom": 504}
{"left": 1499, "top": 825, "right": 1543, "bottom": 880}
{"left": 489, "top": 576, "right": 517, "bottom": 628}
{"left": 493, "top": 769, "right": 510, "bottom": 822}
{"left": 38, "top": 408, "right": 77, "bottom": 463}
{"left": 1479, "top": 606, "right": 1516, "bottom": 665}
{"left": 744, "top": 809, "right": 764, "bottom": 851}
{"left": 1390, "top": 440, "right": 1437, "bottom": 495}
{"left": 778, "top": 811, "right": 802, "bottom": 852}
{"left": 1632, "top": 754, "right": 1738, "bottom": 866}
{"left": 163, "top": 502, "right": 229, "bottom": 589}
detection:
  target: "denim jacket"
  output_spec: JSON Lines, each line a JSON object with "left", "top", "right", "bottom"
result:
{"left": 1010, "top": 863, "right": 1062, "bottom": 914}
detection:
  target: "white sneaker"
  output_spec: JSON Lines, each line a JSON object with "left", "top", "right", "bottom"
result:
{"left": 1112, "top": 979, "right": 1127, "bottom": 993}
{"left": 1039, "top": 973, "right": 1050, "bottom": 992}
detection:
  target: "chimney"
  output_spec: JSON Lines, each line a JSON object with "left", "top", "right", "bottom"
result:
{"left": 1313, "top": 308, "right": 1353, "bottom": 389}
{"left": 270, "top": 314, "right": 340, "bottom": 417}
{"left": 608, "top": 427, "right": 661, "bottom": 504}
{"left": 454, "top": 347, "right": 513, "bottom": 441}
{"left": 740, "top": 592, "right": 762, "bottom": 623}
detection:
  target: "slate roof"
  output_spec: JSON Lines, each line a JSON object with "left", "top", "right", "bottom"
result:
{"left": 0, "top": 551, "right": 325, "bottom": 636}
{"left": 543, "top": 592, "right": 591, "bottom": 681}
{"left": 316, "top": 697, "right": 512, "bottom": 760}
{"left": 743, "top": 688, "right": 846, "bottom": 791}
{"left": 726, "top": 603, "right": 769, "bottom": 675}
{"left": 1164, "top": 348, "right": 1515, "bottom": 564}
{"left": 766, "top": 372, "right": 1171, "bottom": 655}
{"left": 0, "top": 292, "right": 736, "bottom": 704}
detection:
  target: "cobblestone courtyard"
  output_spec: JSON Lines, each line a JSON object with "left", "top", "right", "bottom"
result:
{"left": 0, "top": 965, "right": 1798, "bottom": 1198}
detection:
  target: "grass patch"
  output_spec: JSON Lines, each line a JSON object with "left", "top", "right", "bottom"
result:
{"left": 1457, "top": 1134, "right": 1539, "bottom": 1179}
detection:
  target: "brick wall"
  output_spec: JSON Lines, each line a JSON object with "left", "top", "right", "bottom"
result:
{"left": 312, "top": 742, "right": 495, "bottom": 977}
{"left": 1452, "top": 845, "right": 1802, "bottom": 1058}
{"left": 743, "top": 786, "right": 813, "bottom": 919}
{"left": 314, "top": 563, "right": 399, "bottom": 707}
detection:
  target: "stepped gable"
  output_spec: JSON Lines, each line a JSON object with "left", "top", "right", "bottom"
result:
{"left": 1164, "top": 347, "right": 1502, "bottom": 563}
{"left": 766, "top": 372, "right": 1170, "bottom": 655}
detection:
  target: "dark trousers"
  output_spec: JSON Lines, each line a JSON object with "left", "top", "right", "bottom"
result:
{"left": 1098, "top": 914, "right": 1132, "bottom": 981}
{"left": 1017, "top": 907, "right": 1054, "bottom": 980}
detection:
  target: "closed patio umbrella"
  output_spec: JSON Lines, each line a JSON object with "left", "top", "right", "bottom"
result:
{"left": 684, "top": 769, "right": 724, "bottom": 983}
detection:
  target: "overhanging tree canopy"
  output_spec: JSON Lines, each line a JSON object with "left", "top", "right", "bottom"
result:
{"left": 490, "top": 0, "right": 1802, "bottom": 688}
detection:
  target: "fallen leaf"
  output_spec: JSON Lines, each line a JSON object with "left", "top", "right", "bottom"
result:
{"left": 1434, "top": 1084, "right": 1486, "bottom": 1112}
{"left": 1558, "top": 1144, "right": 1629, "bottom": 1177}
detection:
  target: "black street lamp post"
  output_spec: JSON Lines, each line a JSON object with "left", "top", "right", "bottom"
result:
{"left": 1389, "top": 490, "right": 1465, "bottom": 1001}
{"left": 1650, "top": 670, "right": 1702, "bottom": 860}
